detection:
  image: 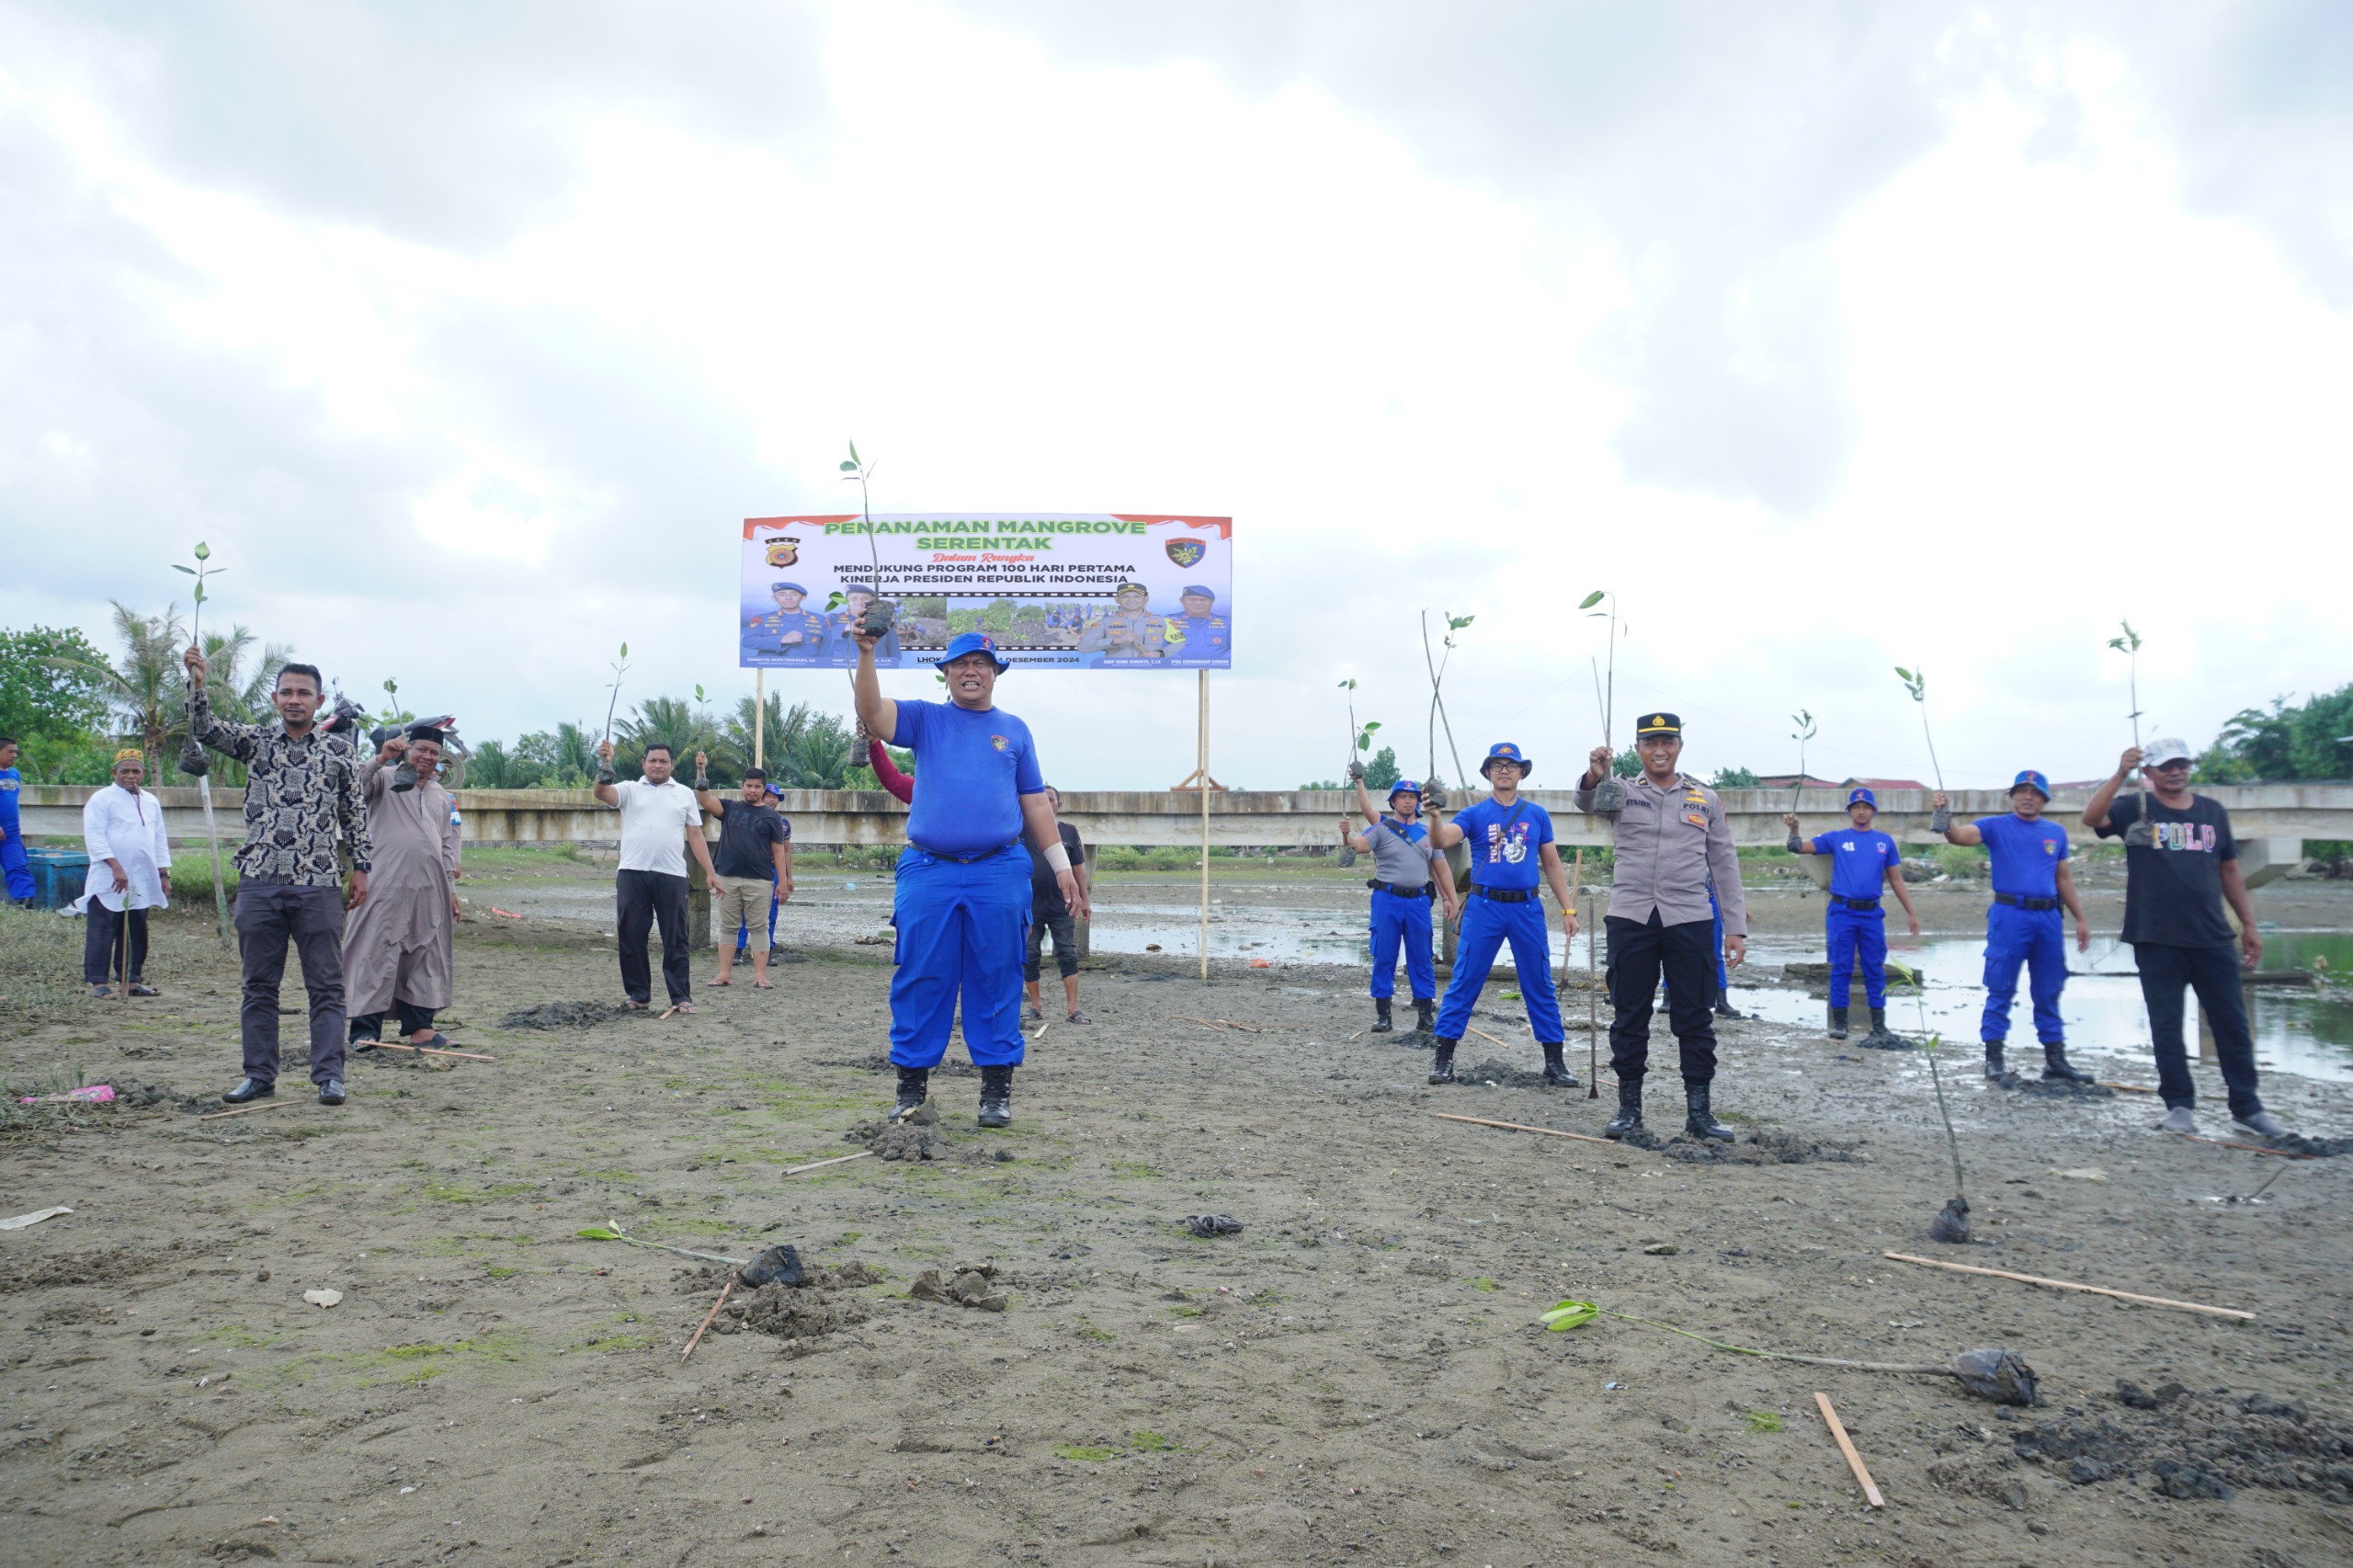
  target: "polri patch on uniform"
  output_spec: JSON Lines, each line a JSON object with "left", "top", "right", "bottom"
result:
{"left": 990, "top": 735, "right": 1009, "bottom": 751}
{"left": 1685, "top": 812, "right": 1707, "bottom": 827}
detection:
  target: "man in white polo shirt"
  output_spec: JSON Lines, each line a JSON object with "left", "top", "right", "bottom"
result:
{"left": 595, "top": 738, "right": 720, "bottom": 1012}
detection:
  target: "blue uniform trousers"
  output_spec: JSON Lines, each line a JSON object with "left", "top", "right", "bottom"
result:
{"left": 1433, "top": 893, "right": 1564, "bottom": 1043}
{"left": 888, "top": 846, "right": 1031, "bottom": 1070}
{"left": 1824, "top": 904, "right": 1888, "bottom": 1008}
{"left": 0, "top": 832, "right": 30, "bottom": 903}
{"left": 1980, "top": 902, "right": 2066, "bottom": 1044}
{"left": 1367, "top": 887, "right": 1436, "bottom": 1002}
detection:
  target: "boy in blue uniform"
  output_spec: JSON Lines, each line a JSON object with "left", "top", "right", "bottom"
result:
{"left": 0, "top": 735, "right": 32, "bottom": 906}
{"left": 1343, "top": 769, "right": 1461, "bottom": 1037}
{"left": 1786, "top": 787, "right": 1922, "bottom": 1048}
{"left": 1427, "top": 743, "right": 1579, "bottom": 1086}
{"left": 1935, "top": 772, "right": 2093, "bottom": 1082}
{"left": 852, "top": 628, "right": 1086, "bottom": 1128}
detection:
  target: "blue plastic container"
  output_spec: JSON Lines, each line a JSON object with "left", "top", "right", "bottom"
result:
{"left": 24, "top": 846, "right": 90, "bottom": 912}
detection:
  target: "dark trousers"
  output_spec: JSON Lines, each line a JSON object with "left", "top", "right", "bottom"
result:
{"left": 83, "top": 904, "right": 150, "bottom": 985}
{"left": 351, "top": 1003, "right": 437, "bottom": 1042}
{"left": 1025, "top": 906, "right": 1079, "bottom": 981}
{"left": 1607, "top": 912, "right": 1720, "bottom": 1085}
{"left": 233, "top": 882, "right": 347, "bottom": 1085}
{"left": 2137, "top": 940, "right": 2265, "bottom": 1119}
{"left": 617, "top": 869, "right": 691, "bottom": 1006}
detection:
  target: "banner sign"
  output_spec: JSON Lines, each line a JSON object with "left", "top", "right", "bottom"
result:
{"left": 739, "top": 513, "right": 1233, "bottom": 670}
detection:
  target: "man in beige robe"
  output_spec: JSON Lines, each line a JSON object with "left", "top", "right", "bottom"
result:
{"left": 344, "top": 724, "right": 461, "bottom": 1049}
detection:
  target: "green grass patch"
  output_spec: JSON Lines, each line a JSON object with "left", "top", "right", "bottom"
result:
{"left": 1745, "top": 1411, "right": 1785, "bottom": 1434}
{"left": 1166, "top": 1304, "right": 1206, "bottom": 1319}
{"left": 1130, "top": 1430, "right": 1174, "bottom": 1452}
{"left": 1110, "top": 1160, "right": 1160, "bottom": 1179}
{"left": 581, "top": 1168, "right": 639, "bottom": 1183}
{"left": 1468, "top": 1278, "right": 1499, "bottom": 1292}
{"left": 423, "top": 1179, "right": 534, "bottom": 1204}
{"left": 483, "top": 1265, "right": 522, "bottom": 1279}
{"left": 1053, "top": 1443, "right": 1120, "bottom": 1463}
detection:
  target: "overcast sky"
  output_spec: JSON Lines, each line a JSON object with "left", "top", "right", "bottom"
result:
{"left": 4, "top": 0, "right": 2348, "bottom": 790}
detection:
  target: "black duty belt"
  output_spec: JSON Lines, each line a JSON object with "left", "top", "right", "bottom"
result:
{"left": 1368, "top": 880, "right": 1436, "bottom": 900}
{"left": 1832, "top": 895, "right": 1882, "bottom": 911}
{"left": 1994, "top": 892, "right": 2060, "bottom": 911}
{"left": 1471, "top": 885, "right": 1537, "bottom": 904}
{"left": 911, "top": 841, "right": 1019, "bottom": 865}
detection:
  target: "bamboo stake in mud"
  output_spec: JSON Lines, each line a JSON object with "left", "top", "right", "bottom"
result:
{"left": 1881, "top": 1251, "right": 2256, "bottom": 1320}
{"left": 682, "top": 1279, "right": 733, "bottom": 1360}
{"left": 199, "top": 1097, "right": 301, "bottom": 1121}
{"left": 1813, "top": 1392, "right": 1886, "bottom": 1508}
{"left": 366, "top": 1040, "right": 495, "bottom": 1062}
{"left": 1586, "top": 885, "right": 1601, "bottom": 1098}
{"left": 1433, "top": 1111, "right": 1620, "bottom": 1149}
{"left": 1199, "top": 669, "right": 1210, "bottom": 983}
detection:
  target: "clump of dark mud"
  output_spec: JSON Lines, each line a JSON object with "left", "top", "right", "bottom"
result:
{"left": 2005, "top": 1076, "right": 2116, "bottom": 1100}
{"left": 2256, "top": 1131, "right": 2353, "bottom": 1158}
{"left": 1457, "top": 1058, "right": 1575, "bottom": 1089}
{"left": 1928, "top": 1383, "right": 2353, "bottom": 1506}
{"left": 96, "top": 1082, "right": 175, "bottom": 1108}
{"left": 3, "top": 1244, "right": 158, "bottom": 1293}
{"left": 909, "top": 1260, "right": 1008, "bottom": 1312}
{"left": 499, "top": 1000, "right": 630, "bottom": 1030}
{"left": 674, "top": 1258, "right": 886, "bottom": 1343}
{"left": 813, "top": 1053, "right": 978, "bottom": 1078}
{"left": 355, "top": 1045, "right": 455, "bottom": 1073}
{"left": 846, "top": 1102, "right": 952, "bottom": 1161}
{"left": 1930, "top": 1195, "right": 1973, "bottom": 1243}
{"left": 1629, "top": 1128, "right": 1866, "bottom": 1165}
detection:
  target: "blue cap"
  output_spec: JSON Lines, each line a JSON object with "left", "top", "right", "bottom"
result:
{"left": 1479, "top": 742, "right": 1531, "bottom": 778}
{"left": 1847, "top": 787, "right": 1877, "bottom": 809}
{"left": 769, "top": 580, "right": 807, "bottom": 596}
{"left": 935, "top": 631, "right": 1009, "bottom": 672}
{"left": 843, "top": 582, "right": 879, "bottom": 597}
{"left": 2011, "top": 768, "right": 2052, "bottom": 799}
{"left": 1180, "top": 585, "right": 1216, "bottom": 600}
{"left": 1389, "top": 778, "right": 1422, "bottom": 798}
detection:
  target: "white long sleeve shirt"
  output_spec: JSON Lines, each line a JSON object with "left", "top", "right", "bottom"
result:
{"left": 82, "top": 784, "right": 172, "bottom": 913}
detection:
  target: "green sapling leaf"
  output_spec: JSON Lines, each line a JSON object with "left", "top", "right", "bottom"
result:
{"left": 1578, "top": 590, "right": 1606, "bottom": 609}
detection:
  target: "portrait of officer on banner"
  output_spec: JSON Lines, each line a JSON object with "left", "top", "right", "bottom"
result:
{"left": 1075, "top": 582, "right": 1171, "bottom": 663}
{"left": 1165, "top": 584, "right": 1230, "bottom": 665}
{"left": 745, "top": 580, "right": 830, "bottom": 665}
{"left": 824, "top": 583, "right": 904, "bottom": 667}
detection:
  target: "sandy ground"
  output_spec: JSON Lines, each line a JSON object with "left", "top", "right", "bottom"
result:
{"left": 4, "top": 862, "right": 2353, "bottom": 1568}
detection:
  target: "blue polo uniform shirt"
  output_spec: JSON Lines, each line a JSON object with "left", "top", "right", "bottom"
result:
{"left": 1451, "top": 796, "right": 1552, "bottom": 891}
{"left": 1811, "top": 827, "right": 1901, "bottom": 900}
{"left": 1972, "top": 812, "right": 2072, "bottom": 1046}
{"left": 892, "top": 700, "right": 1043, "bottom": 855}
{"left": 1976, "top": 814, "right": 2068, "bottom": 897}
{"left": 1432, "top": 795, "right": 1562, "bottom": 1044}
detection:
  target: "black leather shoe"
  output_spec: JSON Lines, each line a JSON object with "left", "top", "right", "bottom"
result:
{"left": 890, "top": 1067, "right": 929, "bottom": 1122}
{"left": 2041, "top": 1042, "right": 2095, "bottom": 1084}
{"left": 318, "top": 1079, "right": 347, "bottom": 1107}
{"left": 977, "top": 1065, "right": 1014, "bottom": 1129}
{"left": 1427, "top": 1042, "right": 1459, "bottom": 1085}
{"left": 1826, "top": 1006, "right": 1850, "bottom": 1040}
{"left": 222, "top": 1077, "right": 274, "bottom": 1104}
{"left": 1684, "top": 1082, "right": 1734, "bottom": 1142}
{"left": 1604, "top": 1077, "right": 1643, "bottom": 1139}
{"left": 1369, "top": 998, "right": 1394, "bottom": 1035}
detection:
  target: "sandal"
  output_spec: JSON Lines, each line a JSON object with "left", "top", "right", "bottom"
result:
{"left": 621, "top": 999, "right": 650, "bottom": 1011}
{"left": 673, "top": 1000, "right": 699, "bottom": 1015}
{"left": 752, "top": 981, "right": 773, "bottom": 990}
{"left": 128, "top": 983, "right": 160, "bottom": 997}
{"left": 710, "top": 977, "right": 732, "bottom": 986}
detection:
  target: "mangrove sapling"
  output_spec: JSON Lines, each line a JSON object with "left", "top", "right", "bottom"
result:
{"left": 1540, "top": 1299, "right": 2038, "bottom": 1405}
{"left": 1419, "top": 611, "right": 1473, "bottom": 792}
{"left": 1892, "top": 959, "right": 1972, "bottom": 1242}
{"left": 167, "top": 540, "right": 233, "bottom": 946}
{"left": 1580, "top": 590, "right": 1625, "bottom": 810}
{"left": 2109, "top": 621, "right": 2156, "bottom": 846}
{"left": 839, "top": 441, "right": 893, "bottom": 640}
{"left": 1336, "top": 678, "right": 1380, "bottom": 866}
{"left": 1788, "top": 710, "right": 1818, "bottom": 812}
{"left": 1896, "top": 666, "right": 1949, "bottom": 832}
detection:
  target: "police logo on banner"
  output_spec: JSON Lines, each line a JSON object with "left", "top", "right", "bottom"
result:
{"left": 1165, "top": 539, "right": 1205, "bottom": 568}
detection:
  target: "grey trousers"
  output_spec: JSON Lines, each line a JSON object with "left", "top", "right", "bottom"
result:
{"left": 233, "top": 881, "right": 347, "bottom": 1085}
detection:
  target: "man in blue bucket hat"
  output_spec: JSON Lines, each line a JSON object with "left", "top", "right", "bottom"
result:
{"left": 1935, "top": 769, "right": 2092, "bottom": 1083}
{"left": 1427, "top": 742, "right": 1580, "bottom": 1087}
{"left": 1342, "top": 767, "right": 1461, "bottom": 1038}
{"left": 852, "top": 626, "right": 1086, "bottom": 1129}
{"left": 1785, "top": 786, "right": 1921, "bottom": 1048}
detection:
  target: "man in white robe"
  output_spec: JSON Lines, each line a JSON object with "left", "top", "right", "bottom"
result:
{"left": 343, "top": 725, "right": 461, "bottom": 1048}
{"left": 82, "top": 748, "right": 171, "bottom": 997}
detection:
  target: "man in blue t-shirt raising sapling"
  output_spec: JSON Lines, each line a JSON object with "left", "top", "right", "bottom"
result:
{"left": 1785, "top": 787, "right": 1921, "bottom": 1049}
{"left": 853, "top": 627, "right": 1087, "bottom": 1130}
{"left": 1343, "top": 768, "right": 1461, "bottom": 1040}
{"left": 1427, "top": 743, "right": 1579, "bottom": 1089}
{"left": 1934, "top": 770, "right": 2092, "bottom": 1084}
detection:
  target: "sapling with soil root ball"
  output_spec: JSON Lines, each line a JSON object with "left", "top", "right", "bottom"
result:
{"left": 595, "top": 643, "right": 631, "bottom": 783}
{"left": 167, "top": 540, "right": 233, "bottom": 947}
{"left": 1891, "top": 957, "right": 1973, "bottom": 1243}
{"left": 1419, "top": 611, "right": 1473, "bottom": 792}
{"left": 1580, "top": 590, "right": 1627, "bottom": 811}
{"left": 1539, "top": 1299, "right": 2038, "bottom": 1405}
{"left": 839, "top": 440, "right": 894, "bottom": 641}
{"left": 1896, "top": 666, "right": 1949, "bottom": 832}
{"left": 2109, "top": 620, "right": 2156, "bottom": 846}
{"left": 1336, "top": 678, "right": 1380, "bottom": 867}
{"left": 1788, "top": 709, "right": 1818, "bottom": 812}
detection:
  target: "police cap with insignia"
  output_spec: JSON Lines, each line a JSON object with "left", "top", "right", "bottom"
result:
{"left": 770, "top": 580, "right": 808, "bottom": 595}
{"left": 843, "top": 582, "right": 877, "bottom": 596}
{"left": 935, "top": 631, "right": 1010, "bottom": 673}
{"left": 1635, "top": 712, "right": 1682, "bottom": 739}
{"left": 1479, "top": 741, "right": 1531, "bottom": 778}
{"left": 1180, "top": 585, "right": 1216, "bottom": 601}
{"left": 1389, "top": 778, "right": 1422, "bottom": 800}
{"left": 2010, "top": 768, "right": 2052, "bottom": 800}
{"left": 1114, "top": 581, "right": 1149, "bottom": 597}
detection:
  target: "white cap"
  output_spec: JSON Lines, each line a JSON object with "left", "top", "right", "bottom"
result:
{"left": 2143, "top": 737, "right": 2194, "bottom": 767}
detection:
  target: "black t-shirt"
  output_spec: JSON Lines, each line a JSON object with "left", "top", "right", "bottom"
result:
{"left": 2095, "top": 791, "right": 2236, "bottom": 947}
{"left": 710, "top": 798, "right": 791, "bottom": 879}
{"left": 1029, "top": 822, "right": 1085, "bottom": 916}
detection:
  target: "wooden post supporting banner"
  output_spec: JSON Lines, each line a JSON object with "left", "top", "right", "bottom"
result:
{"left": 1169, "top": 671, "right": 1224, "bottom": 982}
{"left": 753, "top": 670, "right": 766, "bottom": 769}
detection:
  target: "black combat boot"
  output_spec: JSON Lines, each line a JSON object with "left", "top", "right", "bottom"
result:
{"left": 1983, "top": 1040, "right": 2007, "bottom": 1079}
{"left": 1413, "top": 998, "right": 1436, "bottom": 1035}
{"left": 2040, "top": 1042, "right": 2095, "bottom": 1084}
{"left": 1684, "top": 1082, "right": 1733, "bottom": 1142}
{"left": 1540, "top": 1042, "right": 1578, "bottom": 1088}
{"left": 977, "top": 1065, "right": 1015, "bottom": 1128}
{"left": 1826, "top": 1006, "right": 1850, "bottom": 1040}
{"left": 1603, "top": 1076, "right": 1643, "bottom": 1139}
{"left": 890, "top": 1066, "right": 929, "bottom": 1122}
{"left": 1713, "top": 997, "right": 1745, "bottom": 1020}
{"left": 1860, "top": 1007, "right": 1910, "bottom": 1050}
{"left": 1427, "top": 1040, "right": 1459, "bottom": 1085}
{"left": 1370, "top": 998, "right": 1394, "bottom": 1035}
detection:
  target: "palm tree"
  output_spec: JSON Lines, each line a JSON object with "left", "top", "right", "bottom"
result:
{"left": 772, "top": 713, "right": 858, "bottom": 789}
{"left": 187, "top": 624, "right": 297, "bottom": 784}
{"left": 618, "top": 695, "right": 734, "bottom": 779}
{"left": 46, "top": 603, "right": 188, "bottom": 771}
{"left": 724, "top": 692, "right": 824, "bottom": 769}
